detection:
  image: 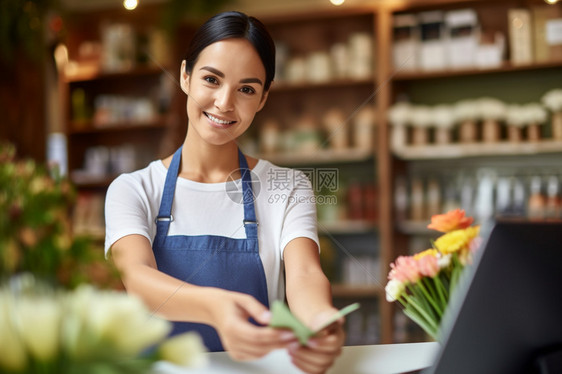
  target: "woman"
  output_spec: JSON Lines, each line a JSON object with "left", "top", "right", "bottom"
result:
{"left": 105, "top": 11, "right": 344, "bottom": 374}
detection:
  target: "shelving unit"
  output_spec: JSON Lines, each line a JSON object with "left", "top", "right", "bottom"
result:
{"left": 252, "top": 9, "right": 384, "bottom": 345}
{"left": 379, "top": 0, "right": 562, "bottom": 342}
{"left": 60, "top": 6, "right": 191, "bottom": 239}
{"left": 64, "top": 71, "right": 172, "bottom": 178}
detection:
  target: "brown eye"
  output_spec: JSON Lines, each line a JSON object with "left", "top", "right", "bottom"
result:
{"left": 240, "top": 86, "right": 256, "bottom": 95}
{"left": 204, "top": 76, "right": 219, "bottom": 85}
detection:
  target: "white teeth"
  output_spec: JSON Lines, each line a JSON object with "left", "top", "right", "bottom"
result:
{"left": 206, "top": 113, "right": 234, "bottom": 125}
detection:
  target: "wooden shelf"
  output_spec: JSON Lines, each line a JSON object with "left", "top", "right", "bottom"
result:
{"left": 393, "top": 60, "right": 562, "bottom": 81}
{"left": 271, "top": 77, "right": 374, "bottom": 92}
{"left": 319, "top": 220, "right": 377, "bottom": 235}
{"left": 70, "top": 173, "right": 116, "bottom": 188}
{"left": 396, "top": 221, "right": 436, "bottom": 236}
{"left": 260, "top": 148, "right": 374, "bottom": 166}
{"left": 261, "top": 6, "right": 377, "bottom": 24}
{"left": 393, "top": 140, "right": 562, "bottom": 160}
{"left": 69, "top": 118, "right": 167, "bottom": 134}
{"left": 331, "top": 284, "right": 383, "bottom": 298}
{"left": 64, "top": 65, "right": 168, "bottom": 83}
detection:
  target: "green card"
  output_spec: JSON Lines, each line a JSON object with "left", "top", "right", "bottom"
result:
{"left": 269, "top": 301, "right": 360, "bottom": 345}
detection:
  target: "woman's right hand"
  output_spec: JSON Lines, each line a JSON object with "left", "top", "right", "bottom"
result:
{"left": 209, "top": 290, "right": 296, "bottom": 361}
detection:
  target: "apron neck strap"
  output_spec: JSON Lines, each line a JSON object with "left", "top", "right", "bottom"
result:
{"left": 155, "top": 146, "right": 258, "bottom": 239}
{"left": 239, "top": 148, "right": 258, "bottom": 240}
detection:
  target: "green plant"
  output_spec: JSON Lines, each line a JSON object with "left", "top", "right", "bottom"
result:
{"left": 0, "top": 142, "right": 115, "bottom": 288}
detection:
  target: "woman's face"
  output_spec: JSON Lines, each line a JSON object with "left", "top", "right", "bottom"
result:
{"left": 180, "top": 38, "right": 269, "bottom": 146}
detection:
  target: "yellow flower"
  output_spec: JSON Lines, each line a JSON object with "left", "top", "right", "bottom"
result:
{"left": 413, "top": 249, "right": 438, "bottom": 260}
{"left": 434, "top": 226, "right": 480, "bottom": 255}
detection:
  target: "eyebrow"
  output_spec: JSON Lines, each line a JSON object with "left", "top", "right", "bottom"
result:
{"left": 200, "top": 66, "right": 263, "bottom": 86}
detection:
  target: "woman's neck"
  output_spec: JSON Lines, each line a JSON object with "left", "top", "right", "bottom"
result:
{"left": 178, "top": 136, "right": 240, "bottom": 183}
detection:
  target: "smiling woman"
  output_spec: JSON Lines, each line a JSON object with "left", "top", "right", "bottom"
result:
{"left": 104, "top": 11, "right": 345, "bottom": 374}
{"left": 180, "top": 38, "right": 269, "bottom": 144}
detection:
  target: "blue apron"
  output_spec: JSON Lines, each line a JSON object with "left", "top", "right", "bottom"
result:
{"left": 152, "top": 146, "right": 269, "bottom": 352}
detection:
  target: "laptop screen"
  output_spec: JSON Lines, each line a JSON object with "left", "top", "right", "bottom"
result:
{"left": 423, "top": 220, "right": 562, "bottom": 374}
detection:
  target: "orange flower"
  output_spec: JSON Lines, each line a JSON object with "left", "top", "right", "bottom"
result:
{"left": 427, "top": 208, "right": 474, "bottom": 233}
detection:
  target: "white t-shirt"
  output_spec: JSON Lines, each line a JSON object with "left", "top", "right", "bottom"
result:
{"left": 104, "top": 158, "right": 319, "bottom": 305}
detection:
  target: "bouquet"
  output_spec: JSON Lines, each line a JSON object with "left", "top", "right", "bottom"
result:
{"left": 0, "top": 274, "right": 207, "bottom": 373}
{"left": 385, "top": 209, "right": 480, "bottom": 340}
{"left": 0, "top": 142, "right": 115, "bottom": 288}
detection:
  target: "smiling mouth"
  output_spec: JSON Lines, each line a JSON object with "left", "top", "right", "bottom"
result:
{"left": 204, "top": 112, "right": 236, "bottom": 126}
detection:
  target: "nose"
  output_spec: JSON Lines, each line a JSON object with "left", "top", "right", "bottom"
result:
{"left": 214, "top": 87, "right": 234, "bottom": 112}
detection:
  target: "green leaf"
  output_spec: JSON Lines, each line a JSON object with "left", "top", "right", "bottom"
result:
{"left": 269, "top": 301, "right": 360, "bottom": 345}
{"left": 269, "top": 301, "right": 312, "bottom": 345}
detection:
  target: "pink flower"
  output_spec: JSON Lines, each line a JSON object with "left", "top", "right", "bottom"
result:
{"left": 388, "top": 256, "right": 420, "bottom": 284}
{"left": 427, "top": 208, "right": 474, "bottom": 233}
{"left": 417, "top": 255, "right": 439, "bottom": 277}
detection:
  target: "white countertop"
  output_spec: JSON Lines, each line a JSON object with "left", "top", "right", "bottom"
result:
{"left": 154, "top": 342, "right": 440, "bottom": 374}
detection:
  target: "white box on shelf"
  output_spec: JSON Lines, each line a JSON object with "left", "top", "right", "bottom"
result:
{"left": 392, "top": 14, "right": 419, "bottom": 71}
{"left": 445, "top": 8, "right": 480, "bottom": 68}
{"left": 546, "top": 18, "right": 562, "bottom": 43}
{"left": 475, "top": 32, "right": 505, "bottom": 68}
{"left": 508, "top": 8, "right": 533, "bottom": 65}
{"left": 418, "top": 11, "right": 447, "bottom": 71}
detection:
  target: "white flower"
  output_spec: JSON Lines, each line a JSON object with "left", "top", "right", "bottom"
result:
{"left": 385, "top": 279, "right": 406, "bottom": 302}
{"left": 432, "top": 105, "right": 455, "bottom": 129}
{"left": 437, "top": 254, "right": 452, "bottom": 269}
{"left": 410, "top": 105, "right": 433, "bottom": 128}
{"left": 158, "top": 332, "right": 208, "bottom": 368}
{"left": 520, "top": 103, "right": 548, "bottom": 125}
{"left": 505, "top": 104, "right": 526, "bottom": 128}
{"left": 453, "top": 99, "right": 479, "bottom": 122}
{"left": 388, "top": 102, "right": 412, "bottom": 127}
{"left": 61, "top": 285, "right": 98, "bottom": 359}
{"left": 541, "top": 89, "right": 562, "bottom": 112}
{"left": 13, "top": 296, "right": 62, "bottom": 361}
{"left": 62, "top": 285, "right": 171, "bottom": 359}
{"left": 477, "top": 97, "right": 506, "bottom": 120}
{"left": 0, "top": 291, "right": 27, "bottom": 371}
{"left": 101, "top": 294, "right": 171, "bottom": 356}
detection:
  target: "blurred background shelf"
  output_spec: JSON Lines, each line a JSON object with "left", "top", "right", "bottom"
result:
{"left": 393, "top": 140, "right": 562, "bottom": 160}
{"left": 331, "top": 284, "right": 383, "bottom": 298}
{"left": 260, "top": 148, "right": 375, "bottom": 166}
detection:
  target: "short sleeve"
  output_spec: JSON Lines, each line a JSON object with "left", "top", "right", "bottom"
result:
{"left": 104, "top": 174, "right": 154, "bottom": 256}
{"left": 278, "top": 169, "right": 320, "bottom": 256}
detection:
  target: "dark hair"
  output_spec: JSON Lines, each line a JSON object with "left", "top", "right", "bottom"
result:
{"left": 183, "top": 11, "right": 276, "bottom": 91}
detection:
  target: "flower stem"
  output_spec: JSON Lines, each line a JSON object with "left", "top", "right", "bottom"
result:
{"left": 419, "top": 278, "right": 443, "bottom": 318}
{"left": 403, "top": 294, "right": 439, "bottom": 331}
{"left": 434, "top": 274, "right": 448, "bottom": 309}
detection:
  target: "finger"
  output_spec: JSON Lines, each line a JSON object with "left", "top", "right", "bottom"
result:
{"left": 289, "top": 345, "right": 334, "bottom": 374}
{"left": 306, "top": 340, "right": 343, "bottom": 354}
{"left": 312, "top": 317, "right": 345, "bottom": 337}
{"left": 235, "top": 294, "right": 271, "bottom": 325}
{"left": 308, "top": 330, "right": 345, "bottom": 352}
{"left": 224, "top": 325, "right": 298, "bottom": 359}
{"left": 226, "top": 330, "right": 296, "bottom": 361}
{"left": 233, "top": 322, "right": 298, "bottom": 345}
{"left": 291, "top": 357, "right": 332, "bottom": 374}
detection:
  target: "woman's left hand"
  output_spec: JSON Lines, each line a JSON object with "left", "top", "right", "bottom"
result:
{"left": 287, "top": 309, "right": 346, "bottom": 374}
